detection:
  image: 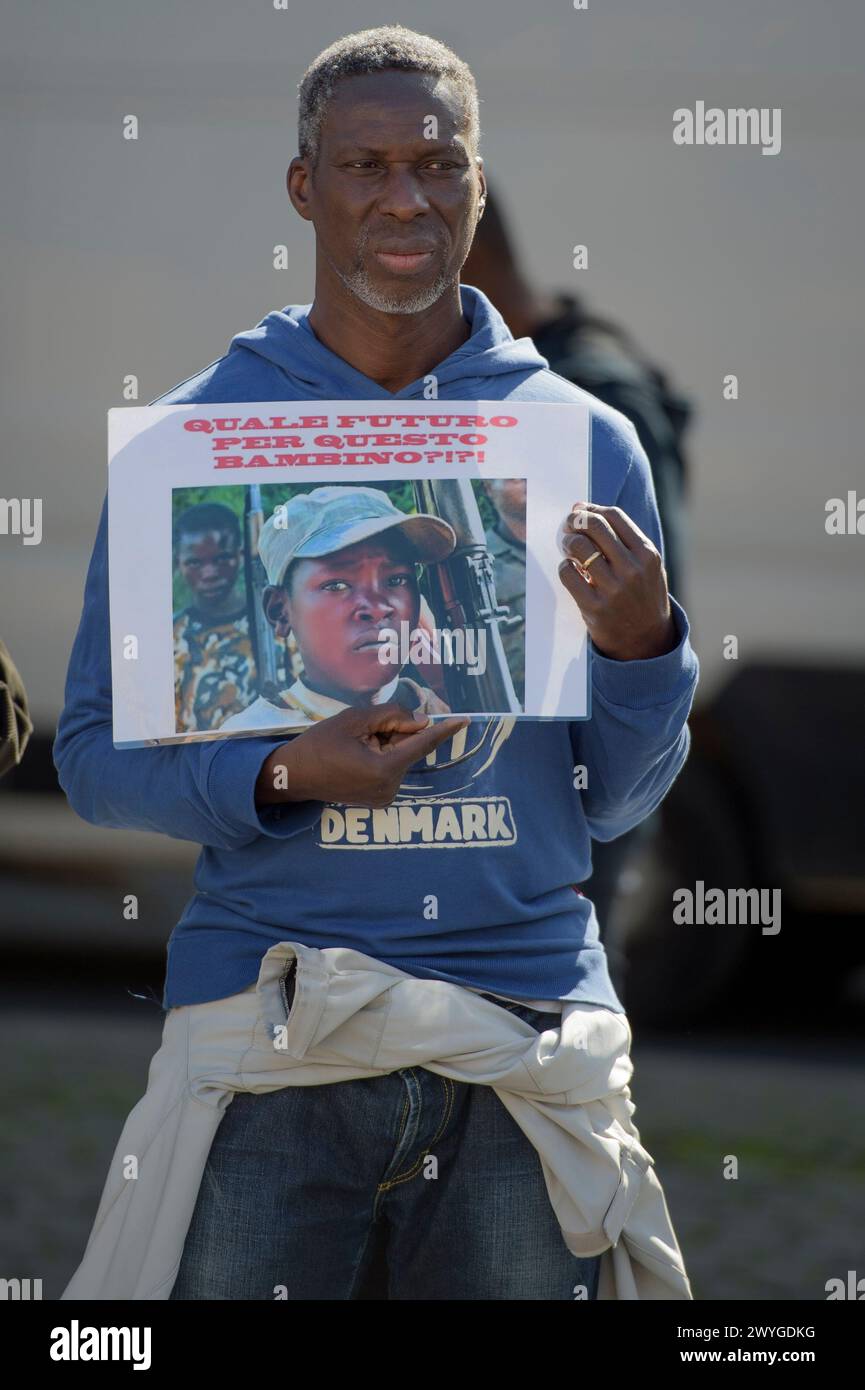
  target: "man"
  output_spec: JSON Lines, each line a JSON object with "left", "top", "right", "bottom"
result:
{"left": 221, "top": 485, "right": 454, "bottom": 730}
{"left": 173, "top": 501, "right": 256, "bottom": 732}
{"left": 54, "top": 24, "right": 698, "bottom": 1300}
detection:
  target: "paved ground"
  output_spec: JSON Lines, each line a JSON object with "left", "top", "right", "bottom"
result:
{"left": 2, "top": 995, "right": 863, "bottom": 1301}
{"left": 628, "top": 1037, "right": 865, "bottom": 1301}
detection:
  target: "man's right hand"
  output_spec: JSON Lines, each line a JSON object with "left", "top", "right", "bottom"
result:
{"left": 254, "top": 702, "right": 470, "bottom": 810}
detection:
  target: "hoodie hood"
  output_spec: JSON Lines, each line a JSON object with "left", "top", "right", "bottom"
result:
{"left": 224, "top": 283, "right": 551, "bottom": 401}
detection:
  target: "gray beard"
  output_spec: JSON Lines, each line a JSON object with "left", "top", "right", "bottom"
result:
{"left": 334, "top": 259, "right": 453, "bottom": 314}
{"left": 325, "top": 226, "right": 455, "bottom": 314}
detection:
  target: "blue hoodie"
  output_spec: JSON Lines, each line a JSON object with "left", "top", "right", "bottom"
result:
{"left": 54, "top": 284, "right": 698, "bottom": 1011}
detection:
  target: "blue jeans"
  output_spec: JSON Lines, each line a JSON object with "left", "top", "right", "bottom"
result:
{"left": 169, "top": 993, "right": 602, "bottom": 1300}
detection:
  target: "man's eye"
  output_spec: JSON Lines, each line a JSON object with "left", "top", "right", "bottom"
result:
{"left": 347, "top": 160, "right": 459, "bottom": 171}
{"left": 389, "top": 574, "right": 413, "bottom": 586}
{"left": 322, "top": 579, "right": 349, "bottom": 591}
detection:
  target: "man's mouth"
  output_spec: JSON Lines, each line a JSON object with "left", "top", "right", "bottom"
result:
{"left": 373, "top": 247, "right": 436, "bottom": 274}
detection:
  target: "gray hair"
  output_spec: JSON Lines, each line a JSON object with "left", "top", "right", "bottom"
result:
{"left": 297, "top": 24, "right": 482, "bottom": 170}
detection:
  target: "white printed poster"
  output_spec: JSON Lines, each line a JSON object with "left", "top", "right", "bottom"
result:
{"left": 107, "top": 400, "right": 591, "bottom": 747}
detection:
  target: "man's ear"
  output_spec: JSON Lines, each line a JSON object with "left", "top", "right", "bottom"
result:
{"left": 263, "top": 584, "right": 292, "bottom": 638}
{"left": 287, "top": 156, "right": 313, "bottom": 223}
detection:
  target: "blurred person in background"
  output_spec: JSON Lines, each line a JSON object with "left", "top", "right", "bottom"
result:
{"left": 464, "top": 186, "right": 694, "bottom": 996}
{"left": 0, "top": 638, "right": 32, "bottom": 778}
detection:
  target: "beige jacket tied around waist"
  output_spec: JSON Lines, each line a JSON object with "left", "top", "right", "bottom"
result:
{"left": 62, "top": 940, "right": 693, "bottom": 1301}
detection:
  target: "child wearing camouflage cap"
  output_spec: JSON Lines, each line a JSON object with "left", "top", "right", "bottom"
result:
{"left": 221, "top": 485, "right": 457, "bottom": 730}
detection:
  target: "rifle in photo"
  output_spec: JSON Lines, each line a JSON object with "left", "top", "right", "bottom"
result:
{"left": 413, "top": 478, "right": 521, "bottom": 713}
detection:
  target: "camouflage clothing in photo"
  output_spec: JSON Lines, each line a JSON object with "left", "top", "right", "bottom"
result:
{"left": 174, "top": 605, "right": 256, "bottom": 732}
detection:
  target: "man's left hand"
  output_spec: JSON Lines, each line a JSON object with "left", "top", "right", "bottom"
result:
{"left": 557, "top": 502, "right": 678, "bottom": 661}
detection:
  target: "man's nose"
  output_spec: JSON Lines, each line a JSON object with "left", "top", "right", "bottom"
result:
{"left": 376, "top": 168, "right": 431, "bottom": 217}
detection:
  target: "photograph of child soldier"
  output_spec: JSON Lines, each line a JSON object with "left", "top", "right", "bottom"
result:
{"left": 481, "top": 478, "right": 526, "bottom": 705}
{"left": 221, "top": 482, "right": 464, "bottom": 731}
{"left": 172, "top": 500, "right": 257, "bottom": 732}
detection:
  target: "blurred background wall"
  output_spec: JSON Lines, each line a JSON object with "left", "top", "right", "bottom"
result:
{"left": 1, "top": 0, "right": 864, "bottom": 1301}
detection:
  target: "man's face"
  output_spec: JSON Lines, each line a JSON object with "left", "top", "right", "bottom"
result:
{"left": 265, "top": 531, "right": 421, "bottom": 702}
{"left": 177, "top": 529, "right": 240, "bottom": 608}
{"left": 290, "top": 69, "right": 485, "bottom": 314}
